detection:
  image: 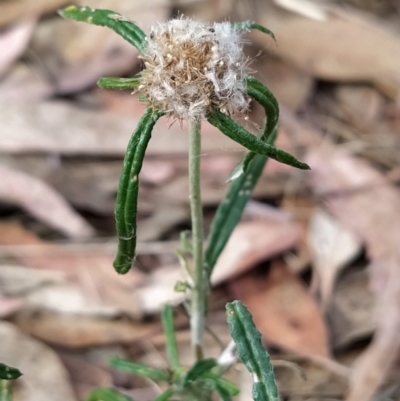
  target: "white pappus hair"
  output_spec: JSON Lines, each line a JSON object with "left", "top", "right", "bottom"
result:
{"left": 139, "top": 17, "right": 251, "bottom": 120}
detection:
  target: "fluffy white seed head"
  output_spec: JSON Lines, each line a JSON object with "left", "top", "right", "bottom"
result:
{"left": 139, "top": 17, "right": 251, "bottom": 120}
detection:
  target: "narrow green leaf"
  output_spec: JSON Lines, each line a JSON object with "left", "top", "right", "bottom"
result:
{"left": 205, "top": 128, "right": 277, "bottom": 276}
{"left": 202, "top": 373, "right": 239, "bottom": 396}
{"left": 232, "top": 21, "right": 276, "bottom": 42}
{"left": 59, "top": 6, "right": 146, "bottom": 53}
{"left": 206, "top": 111, "right": 309, "bottom": 170}
{"left": 246, "top": 77, "right": 279, "bottom": 132}
{"left": 113, "top": 108, "right": 163, "bottom": 274}
{"left": 215, "top": 385, "right": 232, "bottom": 401}
{"left": 109, "top": 358, "right": 169, "bottom": 382}
{"left": 161, "top": 305, "right": 180, "bottom": 370}
{"left": 85, "top": 388, "right": 133, "bottom": 401}
{"left": 152, "top": 388, "right": 174, "bottom": 401}
{"left": 226, "top": 301, "right": 278, "bottom": 401}
{"left": 0, "top": 364, "right": 22, "bottom": 381}
{"left": 98, "top": 77, "right": 141, "bottom": 91}
{"left": 184, "top": 359, "right": 217, "bottom": 385}
{"left": 229, "top": 76, "right": 279, "bottom": 180}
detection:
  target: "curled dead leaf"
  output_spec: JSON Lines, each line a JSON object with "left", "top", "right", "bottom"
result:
{"left": 308, "top": 208, "right": 361, "bottom": 308}
{"left": 0, "top": 19, "right": 36, "bottom": 77}
{"left": 0, "top": 166, "right": 94, "bottom": 238}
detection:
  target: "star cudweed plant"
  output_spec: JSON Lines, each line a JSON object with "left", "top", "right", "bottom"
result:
{"left": 59, "top": 6, "right": 310, "bottom": 401}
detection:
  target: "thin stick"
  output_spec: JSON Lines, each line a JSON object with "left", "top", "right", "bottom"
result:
{"left": 189, "top": 116, "right": 205, "bottom": 359}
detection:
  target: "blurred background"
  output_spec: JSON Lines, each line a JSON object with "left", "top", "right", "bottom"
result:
{"left": 1, "top": 0, "right": 400, "bottom": 400}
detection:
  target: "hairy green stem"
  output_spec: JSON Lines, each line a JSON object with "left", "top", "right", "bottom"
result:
{"left": 189, "top": 117, "right": 205, "bottom": 359}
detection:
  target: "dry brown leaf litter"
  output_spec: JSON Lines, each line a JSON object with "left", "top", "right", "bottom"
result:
{"left": 0, "top": 0, "right": 400, "bottom": 400}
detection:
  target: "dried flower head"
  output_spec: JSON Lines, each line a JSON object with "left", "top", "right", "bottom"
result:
{"left": 139, "top": 17, "right": 251, "bottom": 120}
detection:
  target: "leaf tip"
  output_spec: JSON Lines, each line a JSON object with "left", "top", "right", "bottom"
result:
{"left": 58, "top": 5, "right": 78, "bottom": 18}
{"left": 242, "top": 22, "right": 276, "bottom": 43}
{"left": 0, "top": 363, "right": 23, "bottom": 380}
{"left": 225, "top": 301, "right": 237, "bottom": 315}
{"left": 113, "top": 259, "right": 132, "bottom": 274}
{"left": 9, "top": 370, "right": 23, "bottom": 380}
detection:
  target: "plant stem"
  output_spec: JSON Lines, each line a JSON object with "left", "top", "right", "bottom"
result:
{"left": 189, "top": 116, "right": 205, "bottom": 360}
{"left": 0, "top": 379, "right": 12, "bottom": 401}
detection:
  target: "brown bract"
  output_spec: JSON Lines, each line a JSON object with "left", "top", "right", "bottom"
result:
{"left": 139, "top": 18, "right": 250, "bottom": 120}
